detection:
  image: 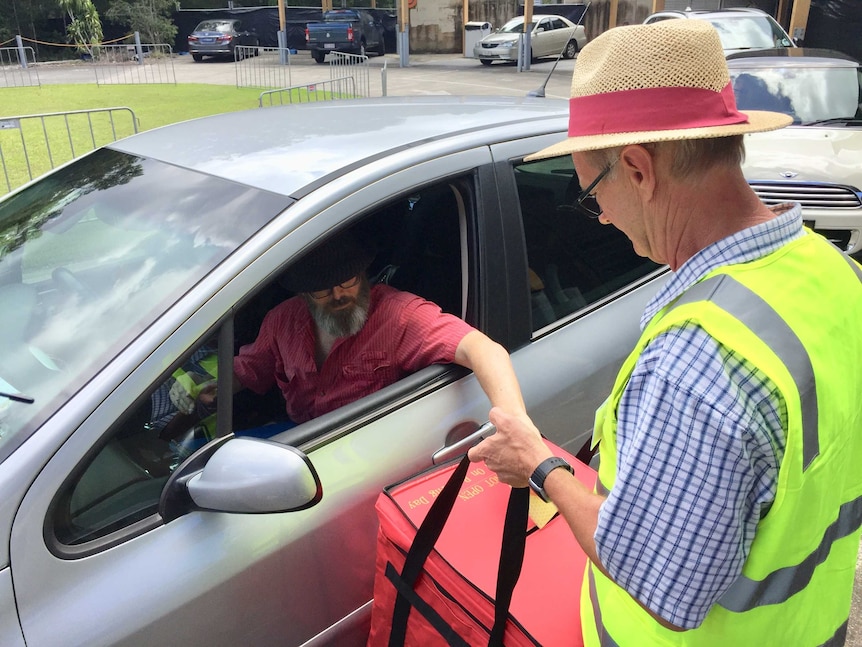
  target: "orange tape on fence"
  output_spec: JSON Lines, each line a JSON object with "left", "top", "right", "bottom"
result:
{"left": 18, "top": 34, "right": 135, "bottom": 47}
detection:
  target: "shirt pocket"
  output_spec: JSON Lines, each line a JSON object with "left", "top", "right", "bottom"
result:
{"left": 341, "top": 350, "right": 398, "bottom": 385}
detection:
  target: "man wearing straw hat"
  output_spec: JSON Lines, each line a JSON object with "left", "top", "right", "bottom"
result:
{"left": 470, "top": 19, "right": 862, "bottom": 646}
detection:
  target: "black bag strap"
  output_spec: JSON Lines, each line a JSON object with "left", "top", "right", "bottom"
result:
{"left": 387, "top": 455, "right": 530, "bottom": 647}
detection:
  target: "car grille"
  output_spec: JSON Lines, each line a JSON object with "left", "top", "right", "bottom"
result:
{"left": 749, "top": 181, "right": 862, "bottom": 209}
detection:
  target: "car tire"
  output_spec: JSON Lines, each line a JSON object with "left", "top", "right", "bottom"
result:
{"left": 563, "top": 40, "right": 578, "bottom": 59}
{"left": 312, "top": 51, "right": 326, "bottom": 64}
{"left": 480, "top": 59, "right": 492, "bottom": 66}
{"left": 192, "top": 53, "right": 203, "bottom": 62}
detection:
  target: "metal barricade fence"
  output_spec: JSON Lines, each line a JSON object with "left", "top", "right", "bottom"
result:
{"left": 91, "top": 44, "right": 176, "bottom": 85}
{"left": 235, "top": 46, "right": 292, "bottom": 89}
{"left": 0, "top": 107, "right": 139, "bottom": 195}
{"left": 258, "top": 77, "right": 358, "bottom": 107}
{"left": 328, "top": 52, "right": 371, "bottom": 98}
{"left": 0, "top": 46, "right": 39, "bottom": 88}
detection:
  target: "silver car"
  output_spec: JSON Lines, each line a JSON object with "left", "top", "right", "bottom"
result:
{"left": 474, "top": 15, "right": 588, "bottom": 65}
{"left": 0, "top": 97, "right": 666, "bottom": 646}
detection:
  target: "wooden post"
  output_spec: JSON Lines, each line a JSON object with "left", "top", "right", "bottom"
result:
{"left": 788, "top": 0, "right": 811, "bottom": 43}
{"left": 277, "top": 0, "right": 286, "bottom": 32}
{"left": 651, "top": 0, "right": 665, "bottom": 12}
{"left": 609, "top": 0, "right": 619, "bottom": 28}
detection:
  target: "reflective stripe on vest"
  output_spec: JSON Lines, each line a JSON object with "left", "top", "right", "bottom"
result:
{"left": 672, "top": 274, "right": 819, "bottom": 470}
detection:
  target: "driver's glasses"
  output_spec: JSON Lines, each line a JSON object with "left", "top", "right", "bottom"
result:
{"left": 309, "top": 275, "right": 361, "bottom": 300}
{"left": 576, "top": 160, "right": 617, "bottom": 219}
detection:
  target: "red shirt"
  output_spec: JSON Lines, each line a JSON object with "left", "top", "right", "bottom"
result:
{"left": 234, "top": 284, "right": 473, "bottom": 423}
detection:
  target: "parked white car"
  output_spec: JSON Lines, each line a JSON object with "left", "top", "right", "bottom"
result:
{"left": 474, "top": 14, "right": 587, "bottom": 65}
{"left": 729, "top": 48, "right": 862, "bottom": 256}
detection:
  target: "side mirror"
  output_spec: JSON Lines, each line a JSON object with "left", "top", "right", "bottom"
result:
{"left": 188, "top": 438, "right": 322, "bottom": 513}
{"left": 160, "top": 436, "right": 322, "bottom": 521}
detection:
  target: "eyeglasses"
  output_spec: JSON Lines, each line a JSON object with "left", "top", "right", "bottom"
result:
{"left": 309, "top": 275, "right": 361, "bottom": 300}
{"left": 575, "top": 159, "right": 617, "bottom": 219}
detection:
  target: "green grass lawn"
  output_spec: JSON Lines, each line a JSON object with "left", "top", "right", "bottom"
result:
{"left": 0, "top": 84, "right": 266, "bottom": 193}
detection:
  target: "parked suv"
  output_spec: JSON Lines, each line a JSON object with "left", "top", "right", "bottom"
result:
{"left": 643, "top": 8, "right": 795, "bottom": 54}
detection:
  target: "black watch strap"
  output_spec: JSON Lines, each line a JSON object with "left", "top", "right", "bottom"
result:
{"left": 528, "top": 456, "right": 574, "bottom": 503}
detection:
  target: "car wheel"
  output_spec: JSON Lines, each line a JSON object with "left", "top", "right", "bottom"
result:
{"left": 563, "top": 40, "right": 578, "bottom": 59}
{"left": 480, "top": 59, "right": 492, "bottom": 66}
{"left": 312, "top": 51, "right": 326, "bottom": 64}
{"left": 192, "top": 53, "right": 203, "bottom": 62}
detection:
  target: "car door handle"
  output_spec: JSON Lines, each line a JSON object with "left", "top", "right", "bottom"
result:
{"left": 432, "top": 421, "right": 495, "bottom": 464}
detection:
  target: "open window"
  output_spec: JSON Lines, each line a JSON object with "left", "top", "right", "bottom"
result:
{"left": 48, "top": 174, "right": 476, "bottom": 550}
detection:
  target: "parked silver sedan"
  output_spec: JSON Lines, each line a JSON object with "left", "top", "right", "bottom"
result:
{"left": 0, "top": 97, "right": 665, "bottom": 647}
{"left": 474, "top": 15, "right": 587, "bottom": 65}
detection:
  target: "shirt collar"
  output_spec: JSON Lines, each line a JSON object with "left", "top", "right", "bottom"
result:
{"left": 641, "top": 203, "right": 805, "bottom": 330}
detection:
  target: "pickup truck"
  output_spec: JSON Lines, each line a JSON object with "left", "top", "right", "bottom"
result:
{"left": 305, "top": 9, "right": 386, "bottom": 63}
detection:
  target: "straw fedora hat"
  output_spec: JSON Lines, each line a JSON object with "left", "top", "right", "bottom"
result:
{"left": 525, "top": 19, "right": 792, "bottom": 161}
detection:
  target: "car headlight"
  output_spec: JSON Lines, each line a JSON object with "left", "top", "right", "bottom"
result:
{"left": 498, "top": 39, "right": 518, "bottom": 47}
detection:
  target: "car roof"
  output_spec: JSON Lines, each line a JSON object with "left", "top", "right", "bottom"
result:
{"left": 108, "top": 96, "right": 568, "bottom": 197}
{"left": 649, "top": 8, "right": 771, "bottom": 19}
{"left": 726, "top": 47, "right": 860, "bottom": 67}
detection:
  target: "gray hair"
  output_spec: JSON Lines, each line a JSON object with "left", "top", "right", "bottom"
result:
{"left": 585, "top": 135, "right": 745, "bottom": 180}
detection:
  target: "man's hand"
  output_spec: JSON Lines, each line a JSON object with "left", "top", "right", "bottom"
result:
{"left": 467, "top": 407, "right": 552, "bottom": 487}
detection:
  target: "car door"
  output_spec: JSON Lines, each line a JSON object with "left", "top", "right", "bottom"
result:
{"left": 487, "top": 135, "right": 668, "bottom": 455}
{"left": 8, "top": 147, "right": 507, "bottom": 647}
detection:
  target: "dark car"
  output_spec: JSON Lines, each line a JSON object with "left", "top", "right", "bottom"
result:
{"left": 187, "top": 18, "right": 260, "bottom": 62}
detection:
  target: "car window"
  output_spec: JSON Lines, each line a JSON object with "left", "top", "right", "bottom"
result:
{"left": 0, "top": 149, "right": 289, "bottom": 464}
{"left": 513, "top": 156, "right": 660, "bottom": 332}
{"left": 48, "top": 175, "right": 474, "bottom": 548}
{"left": 708, "top": 16, "right": 786, "bottom": 50}
{"left": 51, "top": 338, "right": 223, "bottom": 547}
{"left": 731, "top": 64, "right": 862, "bottom": 123}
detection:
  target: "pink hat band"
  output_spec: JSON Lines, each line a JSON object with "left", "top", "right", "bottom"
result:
{"left": 568, "top": 82, "right": 748, "bottom": 137}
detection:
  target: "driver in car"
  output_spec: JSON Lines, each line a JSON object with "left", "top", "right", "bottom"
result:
{"left": 191, "top": 229, "right": 529, "bottom": 434}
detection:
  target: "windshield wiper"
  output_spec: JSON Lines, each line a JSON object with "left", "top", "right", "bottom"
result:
{"left": 803, "top": 117, "right": 862, "bottom": 126}
{"left": 0, "top": 391, "right": 34, "bottom": 404}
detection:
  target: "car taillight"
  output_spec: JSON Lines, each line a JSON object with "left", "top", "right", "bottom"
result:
{"left": 305, "top": 27, "right": 310, "bottom": 42}
{"left": 347, "top": 25, "right": 354, "bottom": 42}
{"left": 216, "top": 34, "right": 232, "bottom": 43}
{"left": 188, "top": 35, "right": 198, "bottom": 42}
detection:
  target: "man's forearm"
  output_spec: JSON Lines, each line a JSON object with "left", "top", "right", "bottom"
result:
{"left": 453, "top": 330, "right": 527, "bottom": 416}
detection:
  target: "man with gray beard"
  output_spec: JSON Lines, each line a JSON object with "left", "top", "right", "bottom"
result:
{"left": 225, "top": 230, "right": 529, "bottom": 426}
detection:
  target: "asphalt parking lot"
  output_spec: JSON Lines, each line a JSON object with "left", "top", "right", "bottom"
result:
{"left": 29, "top": 48, "right": 862, "bottom": 645}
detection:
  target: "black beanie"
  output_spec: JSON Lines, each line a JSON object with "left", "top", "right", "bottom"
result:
{"left": 281, "top": 230, "right": 375, "bottom": 293}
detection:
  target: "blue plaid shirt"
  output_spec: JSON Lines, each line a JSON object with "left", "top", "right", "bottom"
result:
{"left": 594, "top": 205, "right": 805, "bottom": 628}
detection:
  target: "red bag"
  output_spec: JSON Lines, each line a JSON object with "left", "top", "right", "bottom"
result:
{"left": 367, "top": 441, "right": 595, "bottom": 647}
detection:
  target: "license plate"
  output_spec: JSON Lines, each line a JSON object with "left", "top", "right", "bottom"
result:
{"left": 201, "top": 37, "right": 214, "bottom": 43}
{"left": 324, "top": 43, "right": 336, "bottom": 49}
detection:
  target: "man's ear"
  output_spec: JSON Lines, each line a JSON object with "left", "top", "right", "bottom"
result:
{"left": 618, "top": 144, "right": 657, "bottom": 202}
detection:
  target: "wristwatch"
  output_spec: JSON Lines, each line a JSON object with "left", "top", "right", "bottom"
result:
{"left": 528, "top": 457, "right": 574, "bottom": 503}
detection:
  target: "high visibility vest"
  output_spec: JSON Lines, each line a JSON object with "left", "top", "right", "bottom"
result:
{"left": 584, "top": 233, "right": 862, "bottom": 647}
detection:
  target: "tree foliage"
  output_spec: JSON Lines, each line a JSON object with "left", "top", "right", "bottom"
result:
{"left": 57, "top": 0, "right": 103, "bottom": 56}
{"left": 105, "top": 0, "right": 177, "bottom": 45}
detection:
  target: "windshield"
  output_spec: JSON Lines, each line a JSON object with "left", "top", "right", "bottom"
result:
{"left": 194, "top": 21, "right": 233, "bottom": 32}
{"left": 499, "top": 17, "right": 536, "bottom": 34}
{"left": 708, "top": 16, "right": 792, "bottom": 51}
{"left": 0, "top": 148, "right": 289, "bottom": 462}
{"left": 730, "top": 64, "right": 862, "bottom": 124}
